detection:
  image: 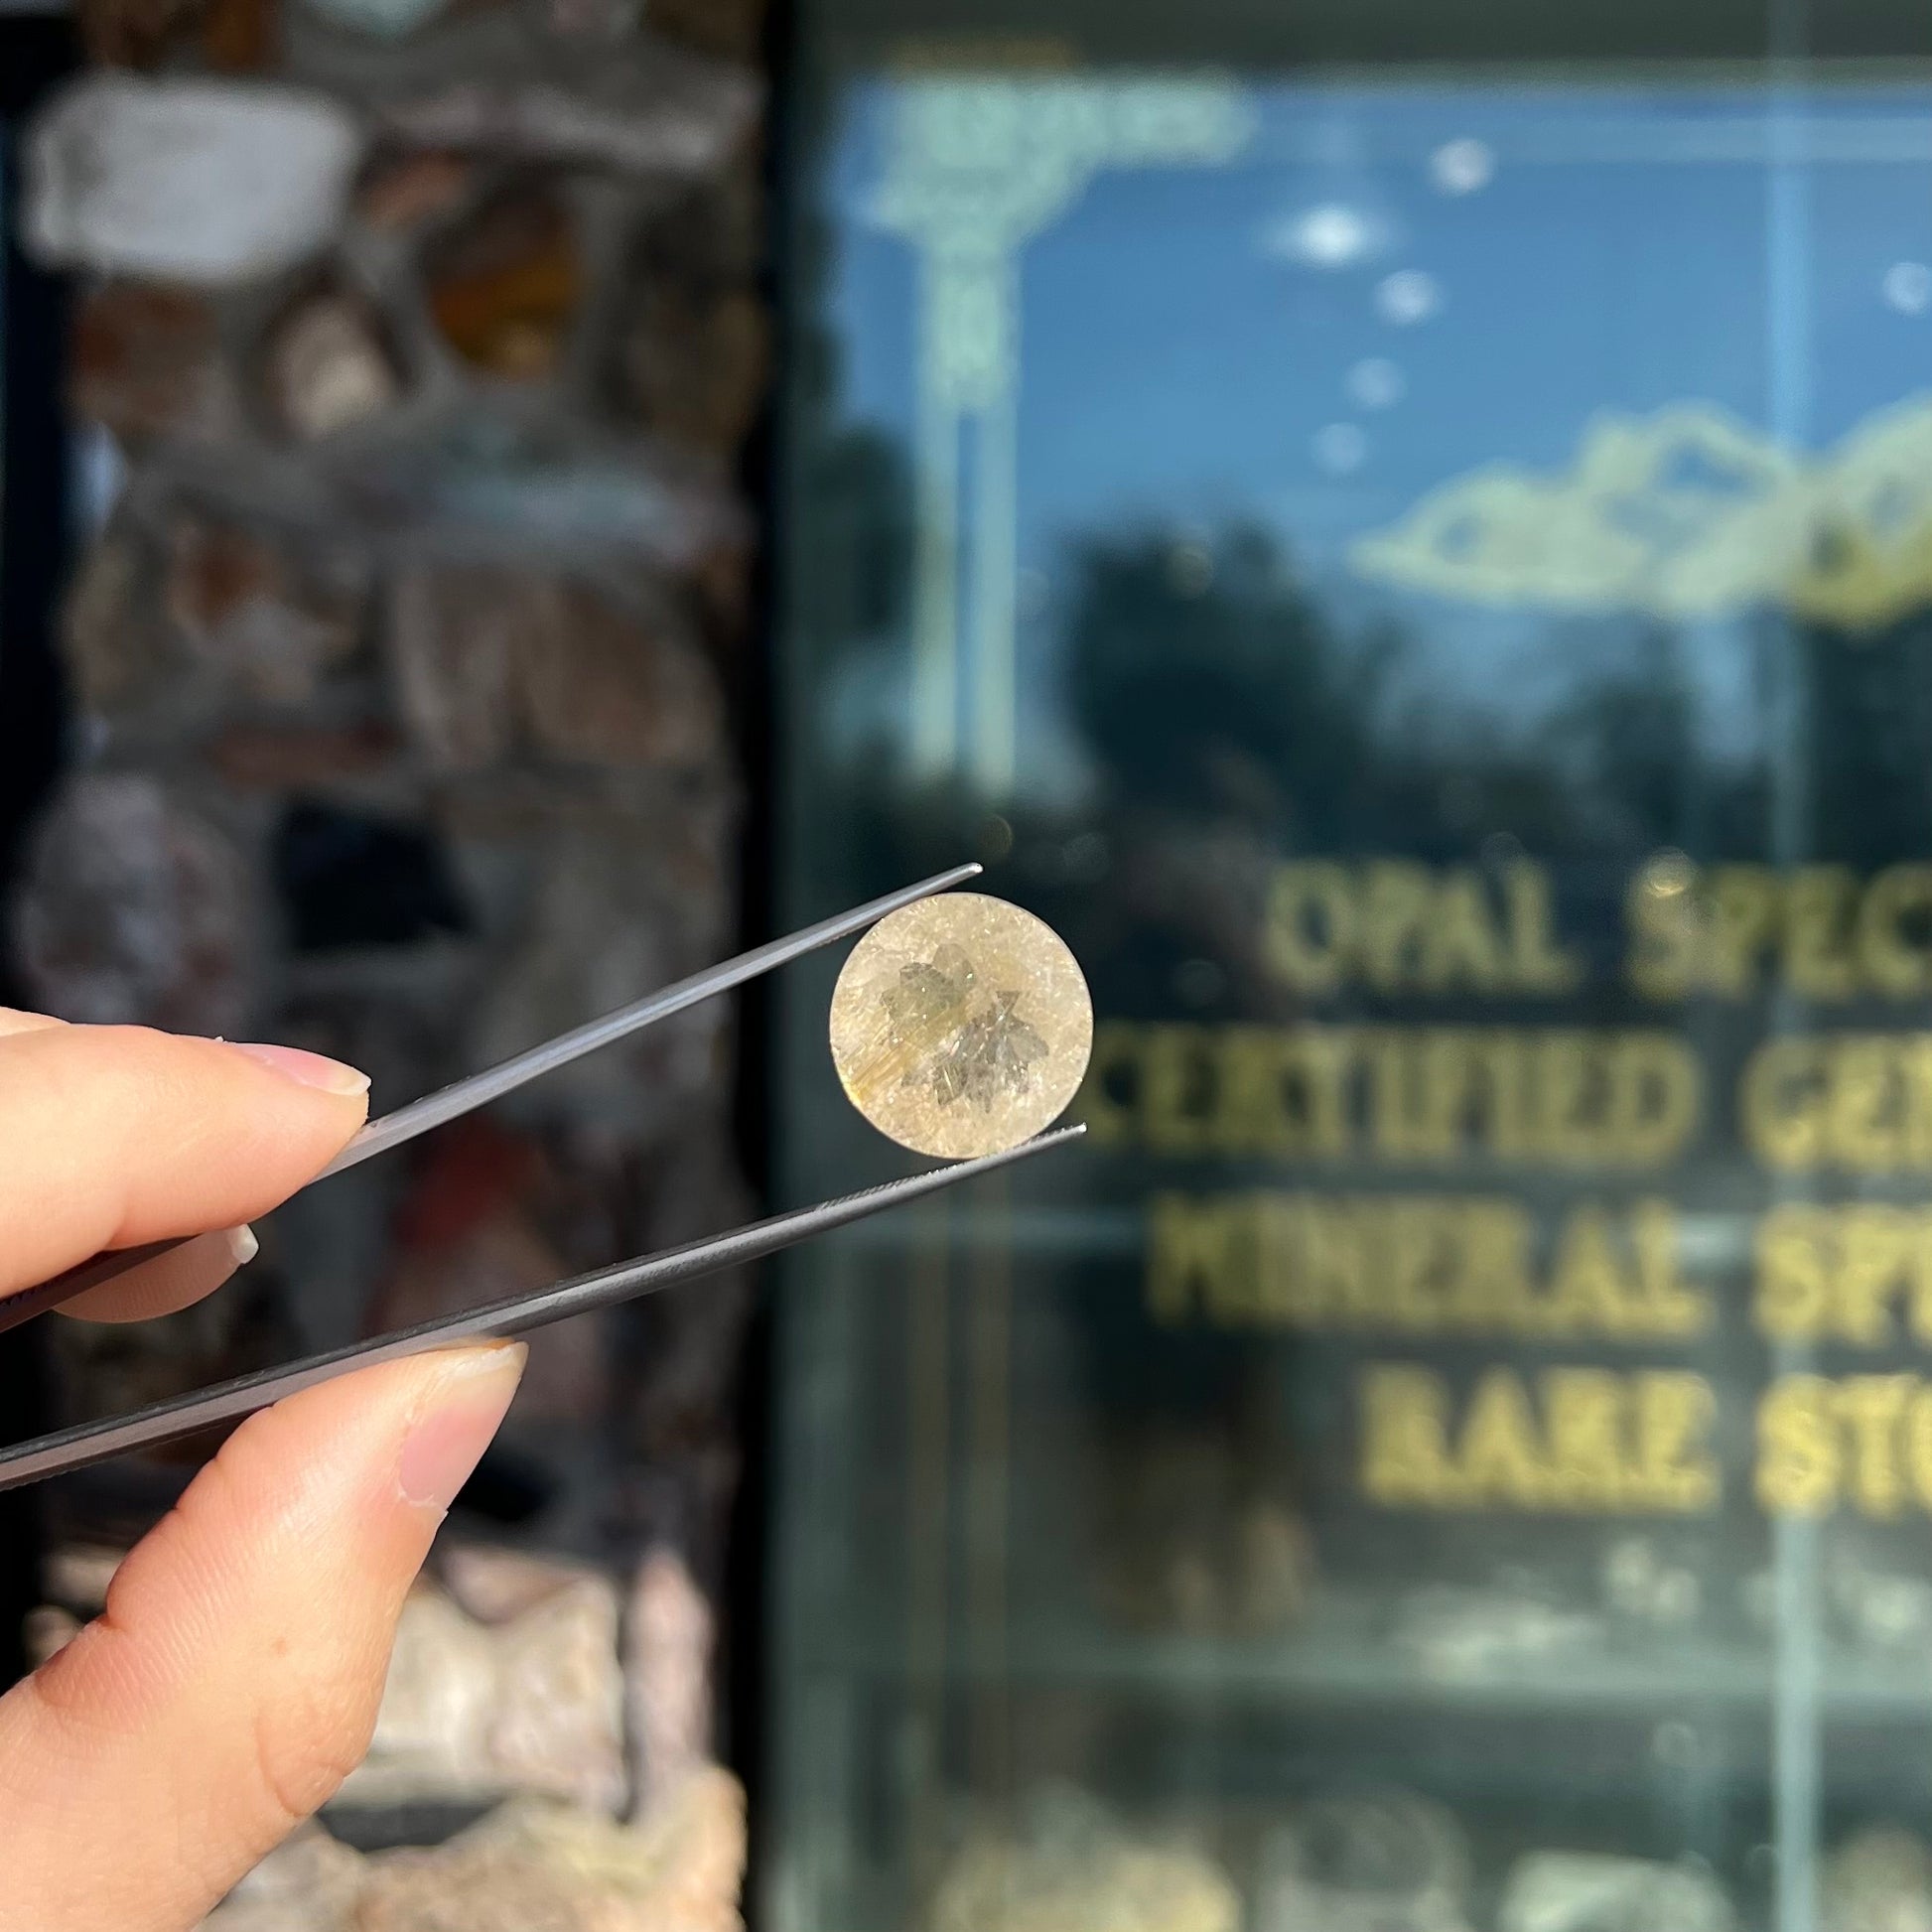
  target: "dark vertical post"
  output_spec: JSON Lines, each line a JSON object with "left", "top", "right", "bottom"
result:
{"left": 0, "top": 11, "right": 77, "bottom": 1691}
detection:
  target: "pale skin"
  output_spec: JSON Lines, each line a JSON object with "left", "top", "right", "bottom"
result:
{"left": 0, "top": 1008, "right": 528, "bottom": 1932}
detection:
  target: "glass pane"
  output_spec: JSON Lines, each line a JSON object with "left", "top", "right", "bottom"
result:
{"left": 771, "top": 17, "right": 1932, "bottom": 1932}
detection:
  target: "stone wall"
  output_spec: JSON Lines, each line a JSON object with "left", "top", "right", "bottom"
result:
{"left": 11, "top": 0, "right": 769, "bottom": 1836}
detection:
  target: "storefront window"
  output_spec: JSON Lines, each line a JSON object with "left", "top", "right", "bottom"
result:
{"left": 770, "top": 8, "right": 1932, "bottom": 1929}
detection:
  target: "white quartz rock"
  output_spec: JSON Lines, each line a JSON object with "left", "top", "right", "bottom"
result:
{"left": 27, "top": 76, "right": 360, "bottom": 283}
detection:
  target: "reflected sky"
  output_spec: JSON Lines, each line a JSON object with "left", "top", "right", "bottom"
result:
{"left": 813, "top": 78, "right": 1932, "bottom": 788}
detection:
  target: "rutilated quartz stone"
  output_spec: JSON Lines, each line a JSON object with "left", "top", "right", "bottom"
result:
{"left": 829, "top": 893, "right": 1092, "bottom": 1160}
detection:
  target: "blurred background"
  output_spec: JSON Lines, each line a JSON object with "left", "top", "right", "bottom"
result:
{"left": 10, "top": 0, "right": 1932, "bottom": 1927}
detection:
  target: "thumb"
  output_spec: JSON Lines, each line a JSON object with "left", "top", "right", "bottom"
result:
{"left": 0, "top": 1341, "right": 526, "bottom": 1932}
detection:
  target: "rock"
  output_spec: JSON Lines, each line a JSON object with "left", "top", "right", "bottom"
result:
{"left": 64, "top": 517, "right": 172, "bottom": 718}
{"left": 626, "top": 1551, "right": 713, "bottom": 1814}
{"left": 467, "top": 823, "right": 732, "bottom": 1146}
{"left": 614, "top": 177, "right": 765, "bottom": 459}
{"left": 207, "top": 719, "right": 402, "bottom": 793}
{"left": 340, "top": 1571, "right": 625, "bottom": 1813}
{"left": 300, "top": 0, "right": 448, "bottom": 42}
{"left": 75, "top": 0, "right": 276, "bottom": 67}
{"left": 644, "top": 0, "right": 763, "bottom": 61}
{"left": 387, "top": 563, "right": 723, "bottom": 771}
{"left": 379, "top": 39, "right": 759, "bottom": 178}
{"left": 386, "top": 561, "right": 518, "bottom": 767}
{"left": 443, "top": 1543, "right": 599, "bottom": 1624}
{"left": 933, "top": 1792, "right": 1238, "bottom": 1932}
{"left": 72, "top": 282, "right": 238, "bottom": 446}
{"left": 1497, "top": 1854, "right": 1734, "bottom": 1932}
{"left": 1259, "top": 1793, "right": 1472, "bottom": 1932}
{"left": 515, "top": 578, "right": 720, "bottom": 768}
{"left": 261, "top": 282, "right": 403, "bottom": 440}
{"left": 201, "top": 1823, "right": 366, "bottom": 1932}
{"left": 205, "top": 1776, "right": 745, "bottom": 1932}
{"left": 355, "top": 149, "right": 474, "bottom": 232}
{"left": 75, "top": 0, "right": 204, "bottom": 67}
{"left": 426, "top": 184, "right": 583, "bottom": 380}
{"left": 13, "top": 771, "right": 259, "bottom": 1036}
{"left": 27, "top": 76, "right": 361, "bottom": 284}
{"left": 201, "top": 0, "right": 278, "bottom": 71}
{"left": 163, "top": 513, "right": 366, "bottom": 703}
{"left": 620, "top": 283, "right": 765, "bottom": 462}
{"left": 354, "top": 1773, "right": 746, "bottom": 1932}
{"left": 1825, "top": 1829, "right": 1932, "bottom": 1932}
{"left": 540, "top": 0, "right": 638, "bottom": 43}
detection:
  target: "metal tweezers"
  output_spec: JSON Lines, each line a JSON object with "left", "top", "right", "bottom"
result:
{"left": 0, "top": 863, "right": 1083, "bottom": 1493}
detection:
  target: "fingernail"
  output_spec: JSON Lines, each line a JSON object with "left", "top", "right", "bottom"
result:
{"left": 229, "top": 1041, "right": 370, "bottom": 1097}
{"left": 398, "top": 1343, "right": 526, "bottom": 1513}
{"left": 227, "top": 1225, "right": 259, "bottom": 1267}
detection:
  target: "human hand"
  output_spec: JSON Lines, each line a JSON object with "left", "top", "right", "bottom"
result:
{"left": 0, "top": 1010, "right": 527, "bottom": 1932}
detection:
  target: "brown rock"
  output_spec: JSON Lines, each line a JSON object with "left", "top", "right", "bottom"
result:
{"left": 642, "top": 0, "right": 764, "bottom": 62}
{"left": 467, "top": 828, "right": 732, "bottom": 1146}
{"left": 262, "top": 282, "right": 403, "bottom": 440}
{"left": 208, "top": 720, "right": 402, "bottom": 792}
{"left": 387, "top": 564, "right": 722, "bottom": 771}
{"left": 427, "top": 186, "right": 582, "bottom": 380}
{"left": 75, "top": 0, "right": 201, "bottom": 67}
{"left": 163, "top": 514, "right": 366, "bottom": 702}
{"left": 201, "top": 0, "right": 276, "bottom": 70}
{"left": 620, "top": 285, "right": 766, "bottom": 462}
{"left": 515, "top": 578, "right": 720, "bottom": 768}
{"left": 64, "top": 517, "right": 169, "bottom": 717}
{"left": 14, "top": 771, "right": 258, "bottom": 1035}
{"left": 356, "top": 150, "right": 473, "bottom": 233}
{"left": 71, "top": 281, "right": 236, "bottom": 445}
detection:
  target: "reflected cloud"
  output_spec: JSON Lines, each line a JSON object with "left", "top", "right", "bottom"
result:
{"left": 1376, "top": 268, "right": 1443, "bottom": 325}
{"left": 1884, "top": 260, "right": 1932, "bottom": 316}
{"left": 1430, "top": 136, "right": 1496, "bottom": 195}
{"left": 1354, "top": 396, "right": 1932, "bottom": 628}
{"left": 1312, "top": 422, "right": 1369, "bottom": 475}
{"left": 1347, "top": 356, "right": 1406, "bottom": 410}
{"left": 1262, "top": 202, "right": 1391, "bottom": 270}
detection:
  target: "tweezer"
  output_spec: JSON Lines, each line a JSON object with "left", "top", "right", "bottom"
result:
{"left": 0, "top": 1123, "right": 1082, "bottom": 1492}
{"left": 0, "top": 862, "right": 1087, "bottom": 1491}
{"left": 0, "top": 862, "right": 985, "bottom": 1337}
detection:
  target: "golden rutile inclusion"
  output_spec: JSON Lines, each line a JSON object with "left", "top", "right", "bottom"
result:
{"left": 829, "top": 893, "right": 1093, "bottom": 1159}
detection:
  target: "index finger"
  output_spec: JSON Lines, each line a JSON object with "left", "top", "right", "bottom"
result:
{"left": 0, "top": 1021, "right": 368, "bottom": 1304}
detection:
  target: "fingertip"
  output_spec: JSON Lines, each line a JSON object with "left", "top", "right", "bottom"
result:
{"left": 58, "top": 1224, "right": 256, "bottom": 1324}
{"left": 397, "top": 1341, "right": 528, "bottom": 1513}
{"left": 224, "top": 1041, "right": 372, "bottom": 1099}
